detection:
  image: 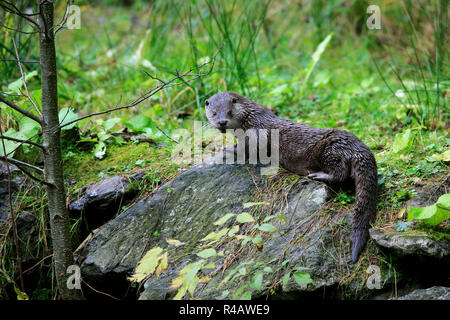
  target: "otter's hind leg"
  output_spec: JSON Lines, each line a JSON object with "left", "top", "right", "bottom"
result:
{"left": 308, "top": 158, "right": 350, "bottom": 183}
{"left": 308, "top": 172, "right": 333, "bottom": 182}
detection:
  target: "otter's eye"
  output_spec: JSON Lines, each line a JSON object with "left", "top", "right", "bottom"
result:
{"left": 212, "top": 112, "right": 217, "bottom": 116}
{"left": 227, "top": 110, "right": 232, "bottom": 117}
{"left": 231, "top": 98, "right": 237, "bottom": 104}
{"left": 205, "top": 100, "right": 209, "bottom": 106}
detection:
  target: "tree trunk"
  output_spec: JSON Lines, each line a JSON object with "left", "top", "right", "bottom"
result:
{"left": 38, "top": 1, "right": 82, "bottom": 300}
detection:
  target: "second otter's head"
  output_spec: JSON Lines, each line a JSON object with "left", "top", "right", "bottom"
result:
{"left": 205, "top": 92, "right": 244, "bottom": 133}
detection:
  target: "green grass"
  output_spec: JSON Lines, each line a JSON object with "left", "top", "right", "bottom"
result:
{"left": 63, "top": 142, "right": 180, "bottom": 191}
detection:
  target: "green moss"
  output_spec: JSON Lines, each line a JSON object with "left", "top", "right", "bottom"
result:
{"left": 413, "top": 222, "right": 450, "bottom": 242}
{"left": 63, "top": 142, "right": 180, "bottom": 191}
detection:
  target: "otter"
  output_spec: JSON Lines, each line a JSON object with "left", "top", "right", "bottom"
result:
{"left": 205, "top": 91, "right": 378, "bottom": 263}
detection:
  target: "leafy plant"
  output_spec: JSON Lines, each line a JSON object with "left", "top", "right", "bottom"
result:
{"left": 127, "top": 201, "right": 299, "bottom": 300}
{"left": 407, "top": 193, "right": 450, "bottom": 226}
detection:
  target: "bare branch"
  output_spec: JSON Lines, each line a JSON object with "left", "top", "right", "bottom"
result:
{"left": 0, "top": 58, "right": 40, "bottom": 64}
{"left": 155, "top": 125, "right": 179, "bottom": 144}
{"left": 0, "top": 135, "right": 45, "bottom": 150}
{"left": 0, "top": 22, "right": 40, "bottom": 34}
{"left": 52, "top": 0, "right": 71, "bottom": 35}
{"left": 0, "top": 95, "right": 42, "bottom": 124}
{"left": 0, "top": 91, "right": 27, "bottom": 97}
{"left": 0, "top": 156, "right": 44, "bottom": 174}
{"left": 2, "top": 131, "right": 42, "bottom": 158}
{"left": 13, "top": 162, "right": 51, "bottom": 186}
{"left": 59, "top": 51, "right": 219, "bottom": 130}
{"left": 11, "top": 35, "right": 42, "bottom": 118}
{"left": 0, "top": 1, "right": 40, "bottom": 30}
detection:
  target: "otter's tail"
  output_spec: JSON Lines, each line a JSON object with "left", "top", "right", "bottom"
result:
{"left": 351, "top": 152, "right": 378, "bottom": 263}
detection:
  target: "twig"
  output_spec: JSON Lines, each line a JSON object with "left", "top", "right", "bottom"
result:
{"left": 11, "top": 35, "right": 42, "bottom": 118}
{"left": 0, "top": 58, "right": 40, "bottom": 64}
{"left": 155, "top": 125, "right": 179, "bottom": 144}
{"left": 0, "top": 95, "right": 42, "bottom": 124}
{"left": 0, "top": 156, "right": 44, "bottom": 173}
{"left": 13, "top": 163, "right": 51, "bottom": 186}
{"left": 3, "top": 131, "right": 42, "bottom": 158}
{"left": 23, "top": 254, "right": 53, "bottom": 274}
{"left": 59, "top": 50, "right": 218, "bottom": 130}
{"left": 82, "top": 279, "right": 120, "bottom": 300}
{"left": 0, "top": 135, "right": 45, "bottom": 150}
{"left": 0, "top": 1, "right": 40, "bottom": 30}
{"left": 52, "top": 0, "right": 71, "bottom": 35}
{"left": 0, "top": 22, "right": 40, "bottom": 34}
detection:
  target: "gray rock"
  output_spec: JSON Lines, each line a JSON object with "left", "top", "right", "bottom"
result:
{"left": 69, "top": 171, "right": 146, "bottom": 229}
{"left": 0, "top": 161, "right": 19, "bottom": 179}
{"left": 392, "top": 286, "right": 450, "bottom": 300}
{"left": 406, "top": 180, "right": 448, "bottom": 208}
{"left": 79, "top": 157, "right": 357, "bottom": 300}
{"left": 79, "top": 161, "right": 263, "bottom": 279}
{"left": 369, "top": 229, "right": 449, "bottom": 259}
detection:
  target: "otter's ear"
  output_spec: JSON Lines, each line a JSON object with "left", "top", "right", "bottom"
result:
{"left": 231, "top": 97, "right": 237, "bottom": 104}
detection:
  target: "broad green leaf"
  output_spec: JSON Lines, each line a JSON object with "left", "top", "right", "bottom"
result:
{"left": 166, "top": 238, "right": 181, "bottom": 246}
{"left": 93, "top": 141, "right": 106, "bottom": 159}
{"left": 58, "top": 107, "right": 78, "bottom": 130}
{"left": 282, "top": 273, "right": 291, "bottom": 287}
{"left": 236, "top": 212, "right": 255, "bottom": 223}
{"left": 2, "top": 128, "right": 20, "bottom": 156}
{"left": 128, "top": 247, "right": 164, "bottom": 282}
{"left": 263, "top": 267, "right": 273, "bottom": 273}
{"left": 241, "top": 236, "right": 252, "bottom": 246}
{"left": 293, "top": 271, "right": 313, "bottom": 286}
{"left": 391, "top": 129, "right": 411, "bottom": 154}
{"left": 250, "top": 271, "right": 263, "bottom": 291}
{"left": 437, "top": 194, "right": 450, "bottom": 209}
{"left": 98, "top": 131, "right": 112, "bottom": 142}
{"left": 183, "top": 260, "right": 205, "bottom": 296}
{"left": 263, "top": 215, "right": 276, "bottom": 222}
{"left": 197, "top": 248, "right": 217, "bottom": 258}
{"left": 125, "top": 115, "right": 154, "bottom": 133}
{"left": 252, "top": 235, "right": 263, "bottom": 249}
{"left": 228, "top": 225, "right": 239, "bottom": 236}
{"left": 200, "top": 228, "right": 229, "bottom": 242}
{"left": 19, "top": 117, "right": 40, "bottom": 139}
{"left": 258, "top": 223, "right": 278, "bottom": 233}
{"left": 173, "top": 285, "right": 187, "bottom": 300}
{"left": 103, "top": 117, "right": 121, "bottom": 131}
{"left": 155, "top": 252, "right": 168, "bottom": 278}
{"left": 407, "top": 194, "right": 450, "bottom": 226}
{"left": 8, "top": 70, "right": 38, "bottom": 94}
{"left": 214, "top": 213, "right": 235, "bottom": 225}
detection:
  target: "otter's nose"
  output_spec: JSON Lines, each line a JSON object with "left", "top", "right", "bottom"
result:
{"left": 218, "top": 120, "right": 228, "bottom": 127}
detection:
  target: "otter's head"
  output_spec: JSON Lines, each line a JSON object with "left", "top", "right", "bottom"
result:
{"left": 205, "top": 92, "right": 244, "bottom": 133}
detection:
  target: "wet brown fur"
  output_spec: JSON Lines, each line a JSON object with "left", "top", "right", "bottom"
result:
{"left": 205, "top": 91, "right": 378, "bottom": 263}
